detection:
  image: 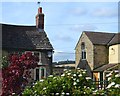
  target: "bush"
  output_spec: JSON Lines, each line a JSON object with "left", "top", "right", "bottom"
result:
{"left": 106, "top": 71, "right": 120, "bottom": 96}
{"left": 23, "top": 69, "right": 95, "bottom": 96}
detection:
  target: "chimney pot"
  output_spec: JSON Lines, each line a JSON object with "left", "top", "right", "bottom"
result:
{"left": 38, "top": 7, "right": 42, "bottom": 14}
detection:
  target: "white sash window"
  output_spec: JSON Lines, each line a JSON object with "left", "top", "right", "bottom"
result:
{"left": 34, "top": 67, "right": 46, "bottom": 80}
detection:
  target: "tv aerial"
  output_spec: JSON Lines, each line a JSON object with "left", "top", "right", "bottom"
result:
{"left": 37, "top": 1, "right": 41, "bottom": 7}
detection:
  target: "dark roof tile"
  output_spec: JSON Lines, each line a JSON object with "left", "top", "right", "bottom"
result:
{"left": 93, "top": 64, "right": 117, "bottom": 72}
{"left": 108, "top": 33, "right": 120, "bottom": 45}
{"left": 84, "top": 31, "right": 115, "bottom": 45}
{"left": 2, "top": 24, "right": 53, "bottom": 50}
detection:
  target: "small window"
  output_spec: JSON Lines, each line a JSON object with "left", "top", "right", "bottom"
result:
{"left": 35, "top": 67, "right": 46, "bottom": 80}
{"left": 81, "top": 42, "right": 85, "bottom": 50}
{"left": 36, "top": 69, "right": 39, "bottom": 81}
{"left": 34, "top": 52, "right": 42, "bottom": 63}
{"left": 81, "top": 42, "right": 86, "bottom": 60}
{"left": 41, "top": 68, "right": 45, "bottom": 78}
{"left": 82, "top": 51, "right": 86, "bottom": 59}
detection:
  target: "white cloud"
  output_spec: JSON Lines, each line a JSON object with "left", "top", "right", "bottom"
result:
{"left": 53, "top": 35, "right": 74, "bottom": 42}
{"left": 70, "top": 24, "right": 97, "bottom": 32}
{"left": 69, "top": 8, "right": 87, "bottom": 16}
{"left": 92, "top": 8, "right": 118, "bottom": 17}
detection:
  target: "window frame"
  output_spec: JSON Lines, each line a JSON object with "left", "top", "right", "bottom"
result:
{"left": 81, "top": 42, "right": 86, "bottom": 60}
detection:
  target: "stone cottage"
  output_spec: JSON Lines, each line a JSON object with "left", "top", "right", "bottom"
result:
{"left": 75, "top": 31, "right": 119, "bottom": 82}
{"left": 2, "top": 7, "right": 53, "bottom": 81}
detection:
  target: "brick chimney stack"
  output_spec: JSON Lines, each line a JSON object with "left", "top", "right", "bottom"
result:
{"left": 36, "top": 7, "right": 44, "bottom": 29}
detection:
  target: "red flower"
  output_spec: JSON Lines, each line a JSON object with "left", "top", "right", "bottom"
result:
{"left": 2, "top": 52, "right": 38, "bottom": 95}
{"left": 20, "top": 54, "right": 26, "bottom": 61}
{"left": 10, "top": 54, "right": 19, "bottom": 63}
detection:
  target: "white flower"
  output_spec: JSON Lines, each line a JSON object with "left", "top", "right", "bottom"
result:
{"left": 114, "top": 70, "right": 119, "bottom": 73}
{"left": 67, "top": 73, "right": 71, "bottom": 75}
{"left": 115, "top": 84, "right": 120, "bottom": 88}
{"left": 77, "top": 68, "right": 80, "bottom": 70}
{"left": 93, "top": 90, "right": 98, "bottom": 94}
{"left": 35, "top": 82, "right": 38, "bottom": 85}
{"left": 71, "top": 76, "right": 73, "bottom": 78}
{"left": 94, "top": 90, "right": 98, "bottom": 92}
{"left": 84, "top": 92, "right": 86, "bottom": 94}
{"left": 40, "top": 79, "right": 44, "bottom": 82}
{"left": 115, "top": 74, "right": 120, "bottom": 78}
{"left": 53, "top": 77, "right": 57, "bottom": 79}
{"left": 106, "top": 71, "right": 113, "bottom": 77}
{"left": 12, "top": 93, "right": 15, "bottom": 95}
{"left": 49, "top": 75, "right": 53, "bottom": 77}
{"left": 64, "top": 69, "right": 67, "bottom": 71}
{"left": 43, "top": 87, "right": 46, "bottom": 90}
{"left": 82, "top": 71, "right": 86, "bottom": 74}
{"left": 73, "top": 74, "right": 76, "bottom": 77}
{"left": 76, "top": 79, "right": 79, "bottom": 82}
{"left": 87, "top": 87, "right": 90, "bottom": 89}
{"left": 61, "top": 92, "right": 65, "bottom": 95}
{"left": 78, "top": 74, "right": 82, "bottom": 77}
{"left": 66, "top": 93, "right": 70, "bottom": 95}
{"left": 73, "top": 82, "right": 77, "bottom": 85}
{"left": 73, "top": 78, "right": 76, "bottom": 81}
{"left": 61, "top": 74, "right": 65, "bottom": 77}
{"left": 111, "top": 82, "right": 115, "bottom": 86}
{"left": 56, "top": 93, "right": 59, "bottom": 95}
{"left": 106, "top": 82, "right": 115, "bottom": 89}
{"left": 106, "top": 84, "right": 112, "bottom": 89}
{"left": 86, "top": 77, "right": 91, "bottom": 80}
{"left": 108, "top": 77, "right": 111, "bottom": 81}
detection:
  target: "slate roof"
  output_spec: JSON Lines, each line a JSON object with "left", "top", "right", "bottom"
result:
{"left": 84, "top": 31, "right": 115, "bottom": 45}
{"left": 93, "top": 64, "right": 117, "bottom": 72}
{"left": 2, "top": 24, "right": 53, "bottom": 50}
{"left": 108, "top": 33, "right": 120, "bottom": 45}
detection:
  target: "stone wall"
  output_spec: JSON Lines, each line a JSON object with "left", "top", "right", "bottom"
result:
{"left": 75, "top": 32, "right": 94, "bottom": 69}
{"left": 94, "top": 45, "right": 108, "bottom": 69}
{"left": 75, "top": 32, "right": 94, "bottom": 77}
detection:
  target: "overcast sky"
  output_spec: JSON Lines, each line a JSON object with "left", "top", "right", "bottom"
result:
{"left": 0, "top": 1, "right": 118, "bottom": 62}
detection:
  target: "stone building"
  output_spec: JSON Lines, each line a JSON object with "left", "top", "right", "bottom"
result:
{"left": 2, "top": 7, "right": 53, "bottom": 81}
{"left": 75, "top": 31, "right": 119, "bottom": 81}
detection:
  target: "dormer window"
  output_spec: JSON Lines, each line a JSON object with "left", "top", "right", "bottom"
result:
{"left": 81, "top": 42, "right": 86, "bottom": 60}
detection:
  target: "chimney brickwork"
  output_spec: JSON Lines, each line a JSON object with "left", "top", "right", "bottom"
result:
{"left": 36, "top": 7, "right": 44, "bottom": 29}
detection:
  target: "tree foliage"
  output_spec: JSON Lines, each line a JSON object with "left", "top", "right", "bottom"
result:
{"left": 2, "top": 52, "right": 38, "bottom": 96}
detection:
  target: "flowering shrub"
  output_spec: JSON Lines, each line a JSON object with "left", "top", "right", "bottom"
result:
{"left": 23, "top": 69, "right": 95, "bottom": 96}
{"left": 106, "top": 71, "right": 120, "bottom": 96}
{"left": 2, "top": 52, "right": 38, "bottom": 96}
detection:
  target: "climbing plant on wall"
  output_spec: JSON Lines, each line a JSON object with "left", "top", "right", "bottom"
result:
{"left": 2, "top": 52, "right": 38, "bottom": 96}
